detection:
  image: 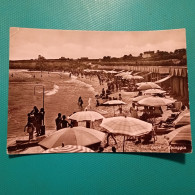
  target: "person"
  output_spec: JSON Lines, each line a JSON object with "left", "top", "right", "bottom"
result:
{"left": 112, "top": 146, "right": 117, "bottom": 153}
{"left": 35, "top": 108, "right": 44, "bottom": 136}
{"left": 78, "top": 96, "right": 83, "bottom": 108}
{"left": 86, "top": 120, "right": 90, "bottom": 128}
{"left": 105, "top": 132, "right": 117, "bottom": 147}
{"left": 55, "top": 113, "right": 62, "bottom": 130}
{"left": 119, "top": 93, "right": 122, "bottom": 100}
{"left": 24, "top": 120, "right": 35, "bottom": 141}
{"left": 96, "top": 99, "right": 100, "bottom": 107}
{"left": 102, "top": 88, "right": 105, "bottom": 97}
{"left": 98, "top": 146, "right": 104, "bottom": 153}
{"left": 61, "top": 115, "right": 69, "bottom": 128}
{"left": 130, "top": 103, "right": 138, "bottom": 118}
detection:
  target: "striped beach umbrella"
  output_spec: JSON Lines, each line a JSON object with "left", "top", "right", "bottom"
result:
{"left": 100, "top": 116, "right": 152, "bottom": 152}
{"left": 100, "top": 116, "right": 152, "bottom": 137}
{"left": 43, "top": 145, "right": 94, "bottom": 153}
{"left": 174, "top": 111, "right": 190, "bottom": 128}
{"left": 39, "top": 127, "right": 106, "bottom": 149}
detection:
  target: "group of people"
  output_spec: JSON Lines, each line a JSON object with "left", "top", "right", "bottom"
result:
{"left": 24, "top": 106, "right": 44, "bottom": 141}
{"left": 55, "top": 113, "right": 71, "bottom": 130}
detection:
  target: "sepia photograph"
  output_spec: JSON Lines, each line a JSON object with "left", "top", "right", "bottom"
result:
{"left": 7, "top": 27, "right": 192, "bottom": 154}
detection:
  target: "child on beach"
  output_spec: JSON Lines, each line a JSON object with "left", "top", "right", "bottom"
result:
{"left": 24, "top": 121, "right": 35, "bottom": 141}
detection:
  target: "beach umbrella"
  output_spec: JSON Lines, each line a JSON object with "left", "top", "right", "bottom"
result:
{"left": 144, "top": 89, "right": 166, "bottom": 95}
{"left": 107, "top": 70, "right": 118, "bottom": 74}
{"left": 43, "top": 145, "right": 94, "bottom": 153}
{"left": 164, "top": 125, "right": 191, "bottom": 144}
{"left": 39, "top": 127, "right": 106, "bottom": 149}
{"left": 173, "top": 111, "right": 190, "bottom": 127}
{"left": 122, "top": 74, "right": 133, "bottom": 80}
{"left": 115, "top": 72, "right": 132, "bottom": 77}
{"left": 132, "top": 95, "right": 151, "bottom": 102}
{"left": 164, "top": 125, "right": 192, "bottom": 152}
{"left": 100, "top": 116, "right": 152, "bottom": 151}
{"left": 101, "top": 116, "right": 152, "bottom": 136}
{"left": 103, "top": 100, "right": 126, "bottom": 106}
{"left": 131, "top": 75, "right": 144, "bottom": 80}
{"left": 137, "top": 82, "right": 161, "bottom": 90}
{"left": 138, "top": 97, "right": 175, "bottom": 107}
{"left": 69, "top": 110, "right": 104, "bottom": 122}
{"left": 103, "top": 100, "right": 126, "bottom": 116}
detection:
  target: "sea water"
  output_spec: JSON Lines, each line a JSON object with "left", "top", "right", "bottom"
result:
{"left": 8, "top": 70, "right": 96, "bottom": 139}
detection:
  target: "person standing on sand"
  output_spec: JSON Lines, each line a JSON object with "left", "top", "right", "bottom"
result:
{"left": 130, "top": 103, "right": 138, "bottom": 118}
{"left": 24, "top": 114, "right": 35, "bottom": 141}
{"left": 78, "top": 96, "right": 83, "bottom": 109}
{"left": 61, "top": 115, "right": 70, "bottom": 128}
{"left": 55, "top": 113, "right": 62, "bottom": 130}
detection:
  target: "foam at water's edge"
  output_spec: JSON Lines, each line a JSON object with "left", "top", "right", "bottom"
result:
{"left": 64, "top": 77, "right": 96, "bottom": 95}
{"left": 45, "top": 84, "right": 59, "bottom": 96}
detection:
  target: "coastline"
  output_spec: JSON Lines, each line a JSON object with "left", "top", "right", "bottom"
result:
{"left": 7, "top": 70, "right": 171, "bottom": 154}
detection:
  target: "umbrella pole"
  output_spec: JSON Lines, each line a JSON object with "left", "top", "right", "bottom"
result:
{"left": 123, "top": 136, "right": 125, "bottom": 152}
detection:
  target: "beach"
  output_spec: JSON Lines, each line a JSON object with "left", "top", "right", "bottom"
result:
{"left": 7, "top": 69, "right": 177, "bottom": 154}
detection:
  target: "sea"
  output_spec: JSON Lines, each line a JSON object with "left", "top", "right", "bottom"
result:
{"left": 8, "top": 69, "right": 96, "bottom": 139}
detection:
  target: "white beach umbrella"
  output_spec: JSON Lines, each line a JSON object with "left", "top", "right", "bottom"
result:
{"left": 144, "top": 89, "right": 166, "bottom": 95}
{"left": 103, "top": 100, "right": 126, "bottom": 116}
{"left": 103, "top": 100, "right": 126, "bottom": 106}
{"left": 132, "top": 95, "right": 151, "bottom": 102}
{"left": 69, "top": 110, "right": 104, "bottom": 122}
{"left": 137, "top": 82, "right": 161, "bottom": 90}
{"left": 138, "top": 97, "right": 175, "bottom": 107}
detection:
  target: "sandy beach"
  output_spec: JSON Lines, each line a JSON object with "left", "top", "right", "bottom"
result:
{"left": 8, "top": 69, "right": 191, "bottom": 154}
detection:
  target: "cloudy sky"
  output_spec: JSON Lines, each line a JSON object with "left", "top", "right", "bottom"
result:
{"left": 10, "top": 27, "right": 186, "bottom": 60}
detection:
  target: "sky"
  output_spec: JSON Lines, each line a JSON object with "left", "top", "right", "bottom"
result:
{"left": 9, "top": 27, "right": 186, "bottom": 60}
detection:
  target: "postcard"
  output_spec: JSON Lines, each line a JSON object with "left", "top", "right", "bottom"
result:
{"left": 7, "top": 27, "right": 192, "bottom": 154}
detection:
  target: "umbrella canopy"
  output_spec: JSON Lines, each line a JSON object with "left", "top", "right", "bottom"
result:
{"left": 164, "top": 125, "right": 192, "bottom": 144}
{"left": 69, "top": 110, "right": 104, "bottom": 122}
{"left": 43, "top": 145, "right": 94, "bottom": 153}
{"left": 39, "top": 127, "right": 106, "bottom": 149}
{"left": 131, "top": 75, "right": 144, "bottom": 80}
{"left": 100, "top": 116, "right": 152, "bottom": 136}
{"left": 103, "top": 100, "right": 126, "bottom": 106}
{"left": 144, "top": 89, "right": 166, "bottom": 94}
{"left": 115, "top": 71, "right": 132, "bottom": 77}
{"left": 138, "top": 97, "right": 175, "bottom": 107}
{"left": 137, "top": 82, "right": 161, "bottom": 90}
{"left": 132, "top": 95, "right": 151, "bottom": 102}
{"left": 122, "top": 74, "right": 133, "bottom": 80}
{"left": 174, "top": 111, "right": 190, "bottom": 127}
{"left": 107, "top": 70, "right": 118, "bottom": 74}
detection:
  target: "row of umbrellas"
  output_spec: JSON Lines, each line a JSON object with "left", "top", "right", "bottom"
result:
{"left": 39, "top": 115, "right": 153, "bottom": 153}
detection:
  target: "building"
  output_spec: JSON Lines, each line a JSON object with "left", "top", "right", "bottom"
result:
{"left": 142, "top": 51, "right": 155, "bottom": 58}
